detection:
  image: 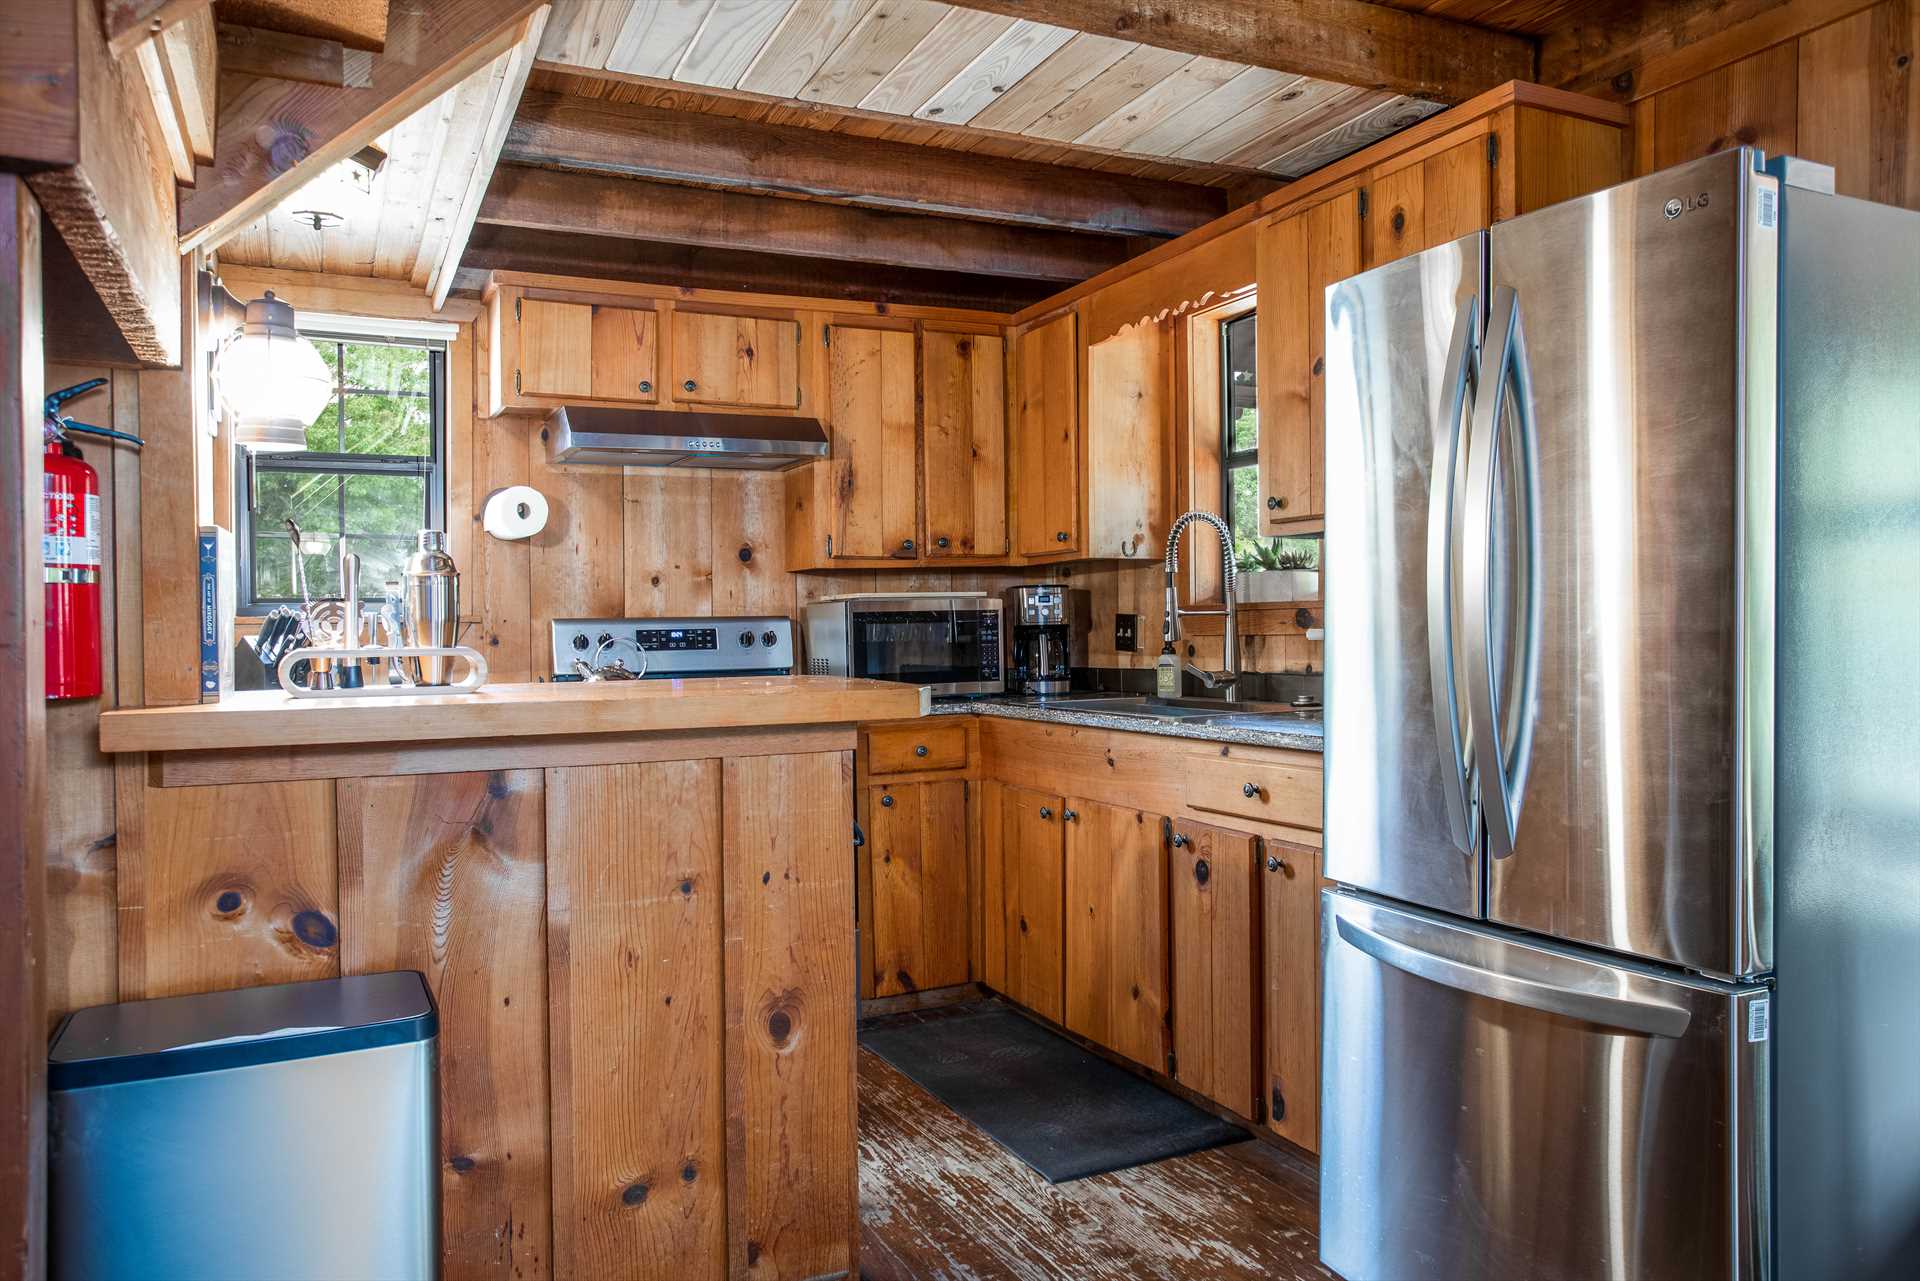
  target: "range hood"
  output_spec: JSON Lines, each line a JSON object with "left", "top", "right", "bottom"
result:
{"left": 544, "top": 406, "right": 828, "bottom": 470}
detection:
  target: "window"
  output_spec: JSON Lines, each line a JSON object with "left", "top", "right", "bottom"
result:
{"left": 238, "top": 330, "right": 446, "bottom": 614}
{"left": 1218, "top": 312, "right": 1319, "bottom": 575}
{"left": 1221, "top": 312, "right": 1261, "bottom": 544}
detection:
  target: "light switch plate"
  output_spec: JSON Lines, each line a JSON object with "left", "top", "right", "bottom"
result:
{"left": 1114, "top": 613, "right": 1138, "bottom": 653}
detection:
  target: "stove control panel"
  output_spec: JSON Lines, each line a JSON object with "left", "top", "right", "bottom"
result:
{"left": 551, "top": 616, "right": 794, "bottom": 679}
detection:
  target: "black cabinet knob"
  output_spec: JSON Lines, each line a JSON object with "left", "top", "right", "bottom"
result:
{"left": 880, "top": 794, "right": 894, "bottom": 809}
{"left": 1267, "top": 854, "right": 1283, "bottom": 872}
{"left": 914, "top": 744, "right": 928, "bottom": 757}
{"left": 902, "top": 538, "right": 915, "bottom": 552}
{"left": 682, "top": 379, "right": 697, "bottom": 391}
{"left": 1171, "top": 832, "right": 1189, "bottom": 849}
{"left": 935, "top": 536, "right": 950, "bottom": 548}
{"left": 638, "top": 380, "right": 652, "bottom": 393}
{"left": 1062, "top": 808, "right": 1078, "bottom": 822}
{"left": 1039, "top": 806, "right": 1053, "bottom": 820}
{"left": 1243, "top": 782, "right": 1261, "bottom": 798}
{"left": 1055, "top": 531, "right": 1069, "bottom": 542}
{"left": 1266, "top": 496, "right": 1282, "bottom": 510}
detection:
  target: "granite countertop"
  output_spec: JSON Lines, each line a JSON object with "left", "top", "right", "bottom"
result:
{"left": 931, "top": 696, "right": 1325, "bottom": 753}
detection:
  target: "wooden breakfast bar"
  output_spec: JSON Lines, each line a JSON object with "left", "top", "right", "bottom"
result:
{"left": 98, "top": 677, "right": 928, "bottom": 1281}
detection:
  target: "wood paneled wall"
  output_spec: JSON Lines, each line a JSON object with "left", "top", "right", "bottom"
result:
{"left": 1625, "top": 0, "right": 1916, "bottom": 207}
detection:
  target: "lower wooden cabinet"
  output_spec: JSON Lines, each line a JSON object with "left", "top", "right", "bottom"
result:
{"left": 864, "top": 779, "right": 971, "bottom": 997}
{"left": 998, "top": 784, "right": 1067, "bottom": 1021}
{"left": 1262, "top": 839, "right": 1321, "bottom": 1152}
{"left": 1169, "top": 819, "right": 1263, "bottom": 1120}
{"left": 1063, "top": 800, "right": 1171, "bottom": 1071}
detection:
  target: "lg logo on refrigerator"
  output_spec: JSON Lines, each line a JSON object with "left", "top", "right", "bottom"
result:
{"left": 1664, "top": 192, "right": 1711, "bottom": 219}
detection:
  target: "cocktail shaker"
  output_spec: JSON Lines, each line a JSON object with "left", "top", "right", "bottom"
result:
{"left": 401, "top": 530, "right": 459, "bottom": 684}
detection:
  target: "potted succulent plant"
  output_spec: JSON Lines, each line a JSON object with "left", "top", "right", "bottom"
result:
{"left": 1232, "top": 537, "right": 1320, "bottom": 603}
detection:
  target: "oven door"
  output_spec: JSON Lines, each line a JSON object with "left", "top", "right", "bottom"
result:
{"left": 846, "top": 602, "right": 1001, "bottom": 695}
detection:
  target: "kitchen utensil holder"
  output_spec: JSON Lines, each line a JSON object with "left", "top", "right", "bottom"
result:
{"left": 277, "top": 644, "right": 490, "bottom": 698}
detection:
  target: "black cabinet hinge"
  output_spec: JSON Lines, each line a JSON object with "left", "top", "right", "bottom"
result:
{"left": 1166, "top": 1051, "right": 1178, "bottom": 1079}
{"left": 1357, "top": 188, "right": 1369, "bottom": 220}
{"left": 825, "top": 535, "right": 833, "bottom": 558}
{"left": 514, "top": 296, "right": 521, "bottom": 322}
{"left": 1488, "top": 133, "right": 1500, "bottom": 169}
{"left": 823, "top": 325, "right": 831, "bottom": 347}
{"left": 514, "top": 369, "right": 521, "bottom": 394}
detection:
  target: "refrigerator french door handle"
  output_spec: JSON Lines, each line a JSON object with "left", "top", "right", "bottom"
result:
{"left": 1463, "top": 286, "right": 1543, "bottom": 862}
{"left": 1427, "top": 297, "right": 1480, "bottom": 855}
{"left": 1333, "top": 913, "right": 1693, "bottom": 1039}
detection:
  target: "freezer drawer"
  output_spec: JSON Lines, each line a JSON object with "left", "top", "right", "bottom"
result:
{"left": 1320, "top": 891, "right": 1769, "bottom": 1281}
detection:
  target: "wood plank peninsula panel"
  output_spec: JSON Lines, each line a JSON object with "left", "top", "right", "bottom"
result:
{"left": 103, "top": 690, "right": 875, "bottom": 1279}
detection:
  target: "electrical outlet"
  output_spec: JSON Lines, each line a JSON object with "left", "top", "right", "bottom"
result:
{"left": 1114, "top": 613, "right": 1138, "bottom": 653}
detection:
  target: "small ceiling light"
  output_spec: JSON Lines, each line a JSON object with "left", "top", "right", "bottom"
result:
{"left": 203, "top": 276, "right": 334, "bottom": 451}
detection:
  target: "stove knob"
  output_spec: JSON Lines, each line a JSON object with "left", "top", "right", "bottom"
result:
{"left": 761, "top": 630, "right": 779, "bottom": 647}
{"left": 738, "top": 630, "right": 755, "bottom": 648}
{"left": 596, "top": 632, "right": 614, "bottom": 650}
{"left": 570, "top": 633, "right": 589, "bottom": 652}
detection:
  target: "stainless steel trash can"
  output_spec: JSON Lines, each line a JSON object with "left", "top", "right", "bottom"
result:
{"left": 49, "top": 971, "right": 440, "bottom": 1281}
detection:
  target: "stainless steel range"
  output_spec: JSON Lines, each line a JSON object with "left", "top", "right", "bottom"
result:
{"left": 550, "top": 616, "right": 794, "bottom": 680}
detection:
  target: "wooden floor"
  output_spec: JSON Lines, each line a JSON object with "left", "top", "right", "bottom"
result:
{"left": 856, "top": 1047, "right": 1336, "bottom": 1281}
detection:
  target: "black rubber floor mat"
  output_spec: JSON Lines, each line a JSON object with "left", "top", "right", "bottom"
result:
{"left": 859, "top": 1001, "right": 1246, "bottom": 1183}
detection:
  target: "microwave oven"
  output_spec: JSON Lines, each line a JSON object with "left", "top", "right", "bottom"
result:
{"left": 801, "top": 593, "right": 1002, "bottom": 697}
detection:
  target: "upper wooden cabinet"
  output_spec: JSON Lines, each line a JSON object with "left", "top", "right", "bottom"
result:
{"left": 923, "top": 331, "right": 1008, "bottom": 558}
{"left": 1252, "top": 97, "right": 1625, "bottom": 533}
{"left": 1256, "top": 192, "right": 1359, "bottom": 537}
{"left": 825, "top": 324, "right": 918, "bottom": 560}
{"left": 670, "top": 310, "right": 801, "bottom": 409}
{"left": 1012, "top": 310, "right": 1168, "bottom": 562}
{"left": 1013, "top": 311, "right": 1081, "bottom": 557}
{"left": 491, "top": 294, "right": 659, "bottom": 410}
{"left": 788, "top": 322, "right": 1010, "bottom": 567}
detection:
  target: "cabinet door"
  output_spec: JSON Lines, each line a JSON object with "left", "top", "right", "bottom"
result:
{"left": 1014, "top": 311, "right": 1080, "bottom": 556}
{"left": 518, "top": 298, "right": 592, "bottom": 397}
{"left": 1256, "top": 190, "right": 1360, "bottom": 534}
{"left": 1363, "top": 137, "right": 1492, "bottom": 268}
{"left": 1085, "top": 321, "right": 1167, "bottom": 560}
{"left": 866, "top": 780, "right": 971, "bottom": 998}
{"left": 827, "top": 325, "right": 919, "bottom": 559}
{"left": 922, "top": 330, "right": 1007, "bottom": 558}
{"left": 589, "top": 306, "right": 657, "bottom": 402}
{"left": 1262, "top": 839, "right": 1320, "bottom": 1151}
{"left": 1169, "top": 819, "right": 1262, "bottom": 1118}
{"left": 1064, "top": 801, "right": 1170, "bottom": 1071}
{"left": 671, "top": 310, "right": 801, "bottom": 408}
{"left": 1000, "top": 785, "right": 1065, "bottom": 1020}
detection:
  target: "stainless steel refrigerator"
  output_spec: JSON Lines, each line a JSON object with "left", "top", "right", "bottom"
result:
{"left": 1319, "top": 147, "right": 1920, "bottom": 1281}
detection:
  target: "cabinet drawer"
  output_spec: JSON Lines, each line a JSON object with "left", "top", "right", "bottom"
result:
{"left": 1185, "top": 755, "right": 1321, "bottom": 830}
{"left": 866, "top": 723, "right": 970, "bottom": 775}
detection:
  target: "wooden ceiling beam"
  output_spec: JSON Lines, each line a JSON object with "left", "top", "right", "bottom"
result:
{"left": 178, "top": 0, "right": 545, "bottom": 254}
{"left": 478, "top": 163, "right": 1132, "bottom": 283}
{"left": 215, "top": 22, "right": 371, "bottom": 88}
{"left": 937, "top": 0, "right": 1536, "bottom": 104}
{"left": 503, "top": 89, "right": 1225, "bottom": 239}
{"left": 458, "top": 224, "right": 1055, "bottom": 312}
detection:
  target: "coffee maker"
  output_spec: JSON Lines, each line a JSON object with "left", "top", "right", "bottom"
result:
{"left": 1003, "top": 585, "right": 1084, "bottom": 696}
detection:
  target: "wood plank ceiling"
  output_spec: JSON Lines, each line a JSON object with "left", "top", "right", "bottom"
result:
{"left": 532, "top": 0, "right": 1448, "bottom": 183}
{"left": 209, "top": 0, "right": 1585, "bottom": 310}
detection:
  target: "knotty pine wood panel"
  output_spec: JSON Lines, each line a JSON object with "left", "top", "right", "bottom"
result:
{"left": 548, "top": 760, "right": 728, "bottom": 1279}
{"left": 1263, "top": 838, "right": 1322, "bottom": 1153}
{"left": 867, "top": 779, "right": 971, "bottom": 998}
{"left": 623, "top": 468, "right": 716, "bottom": 617}
{"left": 1621, "top": 0, "right": 1916, "bottom": 212}
{"left": 1013, "top": 311, "right": 1080, "bottom": 557}
{"left": 978, "top": 778, "right": 1008, "bottom": 992}
{"left": 1362, "top": 136, "right": 1493, "bottom": 268}
{"left": 338, "top": 770, "right": 552, "bottom": 1280}
{"left": 1064, "top": 800, "right": 1171, "bottom": 1072}
{"left": 1084, "top": 318, "right": 1169, "bottom": 561}
{"left": 589, "top": 305, "right": 658, "bottom": 402}
{"left": 722, "top": 750, "right": 858, "bottom": 1281}
{"left": 527, "top": 449, "right": 625, "bottom": 681}
{"left": 116, "top": 777, "right": 340, "bottom": 1000}
{"left": 999, "top": 784, "right": 1066, "bottom": 1021}
{"left": 1169, "top": 819, "right": 1262, "bottom": 1120}
{"left": 670, "top": 311, "right": 802, "bottom": 409}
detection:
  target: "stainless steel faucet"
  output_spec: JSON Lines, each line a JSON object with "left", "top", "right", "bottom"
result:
{"left": 1162, "top": 511, "right": 1239, "bottom": 701}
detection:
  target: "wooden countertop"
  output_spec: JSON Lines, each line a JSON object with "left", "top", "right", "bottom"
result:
{"left": 98, "top": 677, "right": 929, "bottom": 754}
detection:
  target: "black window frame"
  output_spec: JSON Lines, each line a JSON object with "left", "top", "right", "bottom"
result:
{"left": 1220, "top": 311, "right": 1260, "bottom": 544}
{"left": 236, "top": 327, "right": 447, "bottom": 615}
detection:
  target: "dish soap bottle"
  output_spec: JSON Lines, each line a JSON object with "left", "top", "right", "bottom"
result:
{"left": 1155, "top": 641, "right": 1180, "bottom": 698}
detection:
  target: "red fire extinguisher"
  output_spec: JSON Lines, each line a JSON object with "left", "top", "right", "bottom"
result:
{"left": 42, "top": 379, "right": 143, "bottom": 701}
{"left": 44, "top": 433, "right": 102, "bottom": 700}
